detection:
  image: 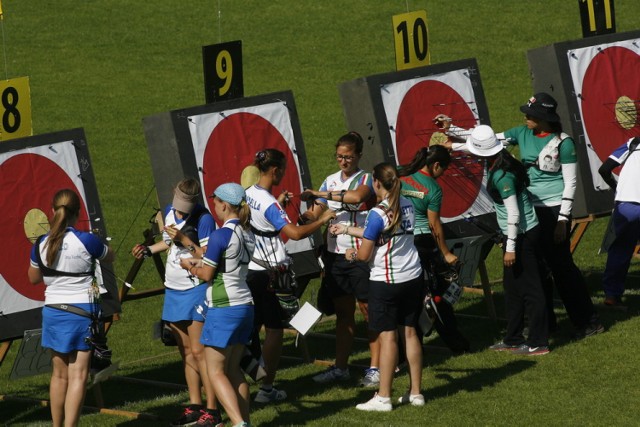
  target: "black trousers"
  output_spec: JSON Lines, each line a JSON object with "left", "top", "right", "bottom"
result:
{"left": 535, "top": 206, "right": 597, "bottom": 329}
{"left": 502, "top": 225, "right": 549, "bottom": 347}
{"left": 414, "top": 234, "right": 470, "bottom": 353}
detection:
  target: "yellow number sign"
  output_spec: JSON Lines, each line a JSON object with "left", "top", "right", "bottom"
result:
{"left": 393, "top": 10, "right": 430, "bottom": 71}
{"left": 579, "top": 0, "right": 615, "bottom": 37}
{"left": 0, "top": 76, "right": 32, "bottom": 142}
{"left": 203, "top": 41, "right": 244, "bottom": 103}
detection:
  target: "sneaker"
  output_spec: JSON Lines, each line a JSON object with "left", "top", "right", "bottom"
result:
{"left": 312, "top": 365, "right": 350, "bottom": 383}
{"left": 397, "top": 393, "right": 425, "bottom": 406}
{"left": 170, "top": 404, "right": 203, "bottom": 426}
{"left": 355, "top": 393, "right": 392, "bottom": 412}
{"left": 240, "top": 349, "right": 267, "bottom": 382}
{"left": 488, "top": 341, "right": 519, "bottom": 352}
{"left": 575, "top": 322, "right": 605, "bottom": 339}
{"left": 254, "top": 387, "right": 287, "bottom": 403}
{"left": 359, "top": 368, "right": 380, "bottom": 387}
{"left": 195, "top": 409, "right": 223, "bottom": 427}
{"left": 511, "top": 344, "right": 550, "bottom": 356}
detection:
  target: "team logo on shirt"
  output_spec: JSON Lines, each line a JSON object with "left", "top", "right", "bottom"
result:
{"left": 502, "top": 184, "right": 511, "bottom": 193}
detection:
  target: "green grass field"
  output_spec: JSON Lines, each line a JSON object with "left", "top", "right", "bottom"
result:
{"left": 2, "top": 1, "right": 640, "bottom": 425}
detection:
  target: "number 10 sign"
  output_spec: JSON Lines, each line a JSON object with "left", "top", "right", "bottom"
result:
{"left": 393, "top": 10, "right": 430, "bottom": 71}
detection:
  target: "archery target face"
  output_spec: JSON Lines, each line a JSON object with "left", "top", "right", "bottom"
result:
{"left": 187, "top": 101, "right": 306, "bottom": 228}
{"left": 381, "top": 69, "right": 494, "bottom": 221}
{"left": 568, "top": 39, "right": 640, "bottom": 190}
{"left": 0, "top": 142, "right": 90, "bottom": 317}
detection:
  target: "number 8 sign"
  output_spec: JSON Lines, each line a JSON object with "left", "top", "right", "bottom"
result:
{"left": 0, "top": 76, "right": 32, "bottom": 141}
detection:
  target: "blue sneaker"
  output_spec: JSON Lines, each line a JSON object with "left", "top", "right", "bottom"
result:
{"left": 254, "top": 387, "right": 287, "bottom": 403}
{"left": 313, "top": 365, "right": 350, "bottom": 383}
{"left": 359, "top": 368, "right": 380, "bottom": 387}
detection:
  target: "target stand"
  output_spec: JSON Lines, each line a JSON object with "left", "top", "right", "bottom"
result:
{"left": 339, "top": 59, "right": 500, "bottom": 321}
{"left": 116, "top": 210, "right": 167, "bottom": 309}
{"left": 526, "top": 30, "right": 640, "bottom": 300}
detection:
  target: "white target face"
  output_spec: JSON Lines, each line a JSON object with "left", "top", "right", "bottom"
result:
{"left": 187, "top": 101, "right": 304, "bottom": 217}
{"left": 380, "top": 69, "right": 494, "bottom": 222}
{"left": 185, "top": 100, "right": 312, "bottom": 251}
{"left": 0, "top": 141, "right": 90, "bottom": 316}
{"left": 567, "top": 39, "right": 640, "bottom": 190}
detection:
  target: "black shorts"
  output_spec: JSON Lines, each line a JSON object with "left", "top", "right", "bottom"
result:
{"left": 322, "top": 251, "right": 370, "bottom": 301}
{"left": 368, "top": 276, "right": 423, "bottom": 333}
{"left": 247, "top": 269, "right": 286, "bottom": 329}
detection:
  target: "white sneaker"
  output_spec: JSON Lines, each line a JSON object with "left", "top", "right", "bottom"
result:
{"left": 254, "top": 387, "right": 287, "bottom": 403}
{"left": 397, "top": 393, "right": 425, "bottom": 406}
{"left": 312, "top": 365, "right": 350, "bottom": 383}
{"left": 355, "top": 393, "right": 392, "bottom": 412}
{"left": 359, "top": 368, "right": 380, "bottom": 387}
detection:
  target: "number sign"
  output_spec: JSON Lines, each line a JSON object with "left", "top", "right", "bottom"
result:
{"left": 393, "top": 11, "right": 430, "bottom": 71}
{"left": 0, "top": 77, "right": 32, "bottom": 142}
{"left": 579, "top": 0, "right": 616, "bottom": 38}
{"left": 203, "top": 41, "right": 244, "bottom": 103}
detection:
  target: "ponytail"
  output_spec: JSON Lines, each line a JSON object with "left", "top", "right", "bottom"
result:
{"left": 373, "top": 163, "right": 402, "bottom": 233}
{"left": 238, "top": 203, "right": 251, "bottom": 230}
{"left": 398, "top": 145, "right": 451, "bottom": 177}
{"left": 45, "top": 189, "right": 81, "bottom": 266}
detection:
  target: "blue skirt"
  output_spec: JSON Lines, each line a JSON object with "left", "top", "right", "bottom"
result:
{"left": 162, "top": 285, "right": 208, "bottom": 323}
{"left": 42, "top": 303, "right": 94, "bottom": 353}
{"left": 201, "top": 305, "right": 254, "bottom": 348}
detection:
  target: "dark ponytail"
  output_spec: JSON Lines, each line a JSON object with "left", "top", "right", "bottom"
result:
{"left": 492, "top": 149, "right": 530, "bottom": 188}
{"left": 398, "top": 145, "right": 451, "bottom": 177}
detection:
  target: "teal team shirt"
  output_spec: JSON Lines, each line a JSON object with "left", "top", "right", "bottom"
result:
{"left": 399, "top": 170, "right": 442, "bottom": 235}
{"left": 503, "top": 125, "right": 577, "bottom": 206}
{"left": 487, "top": 169, "right": 538, "bottom": 235}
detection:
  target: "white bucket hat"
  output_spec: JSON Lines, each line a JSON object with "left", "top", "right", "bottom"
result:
{"left": 466, "top": 125, "right": 502, "bottom": 157}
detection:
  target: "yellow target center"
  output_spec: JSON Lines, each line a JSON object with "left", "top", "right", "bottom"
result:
{"left": 240, "top": 165, "right": 260, "bottom": 189}
{"left": 615, "top": 95, "right": 638, "bottom": 130}
{"left": 24, "top": 208, "right": 50, "bottom": 243}
{"left": 429, "top": 131, "right": 450, "bottom": 146}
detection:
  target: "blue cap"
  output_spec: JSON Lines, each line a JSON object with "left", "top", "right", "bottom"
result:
{"left": 213, "top": 183, "right": 245, "bottom": 206}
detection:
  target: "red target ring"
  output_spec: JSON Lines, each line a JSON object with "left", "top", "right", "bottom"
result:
{"left": 1, "top": 153, "right": 89, "bottom": 301}
{"left": 202, "top": 112, "right": 303, "bottom": 227}
{"left": 581, "top": 46, "right": 640, "bottom": 163}
{"left": 395, "top": 80, "right": 483, "bottom": 218}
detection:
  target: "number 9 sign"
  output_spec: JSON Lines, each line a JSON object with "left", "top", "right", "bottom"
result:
{"left": 0, "top": 76, "right": 32, "bottom": 141}
{"left": 203, "top": 40, "right": 244, "bottom": 104}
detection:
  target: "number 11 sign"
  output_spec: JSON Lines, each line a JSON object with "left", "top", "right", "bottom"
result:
{"left": 393, "top": 10, "right": 430, "bottom": 71}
